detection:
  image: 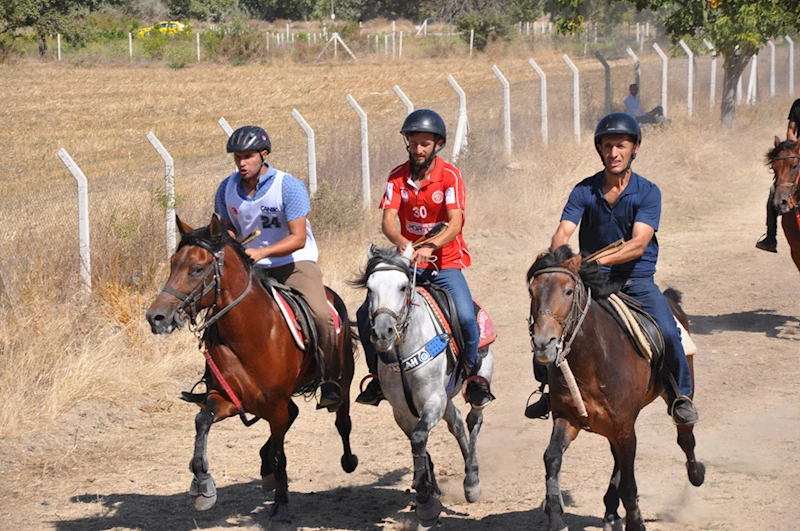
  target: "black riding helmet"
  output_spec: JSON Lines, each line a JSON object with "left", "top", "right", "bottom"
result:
{"left": 400, "top": 109, "right": 447, "bottom": 144}
{"left": 227, "top": 126, "right": 272, "bottom": 154}
{"left": 594, "top": 113, "right": 641, "bottom": 168}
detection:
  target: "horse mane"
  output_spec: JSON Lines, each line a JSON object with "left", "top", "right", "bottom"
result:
{"left": 177, "top": 225, "right": 253, "bottom": 270}
{"left": 351, "top": 246, "right": 410, "bottom": 289}
{"left": 766, "top": 139, "right": 799, "bottom": 163}
{"left": 526, "top": 245, "right": 618, "bottom": 299}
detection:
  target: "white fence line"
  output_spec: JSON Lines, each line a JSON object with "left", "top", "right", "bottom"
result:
{"left": 594, "top": 52, "right": 611, "bottom": 114}
{"left": 678, "top": 40, "right": 694, "bottom": 117}
{"left": 393, "top": 85, "right": 414, "bottom": 114}
{"left": 768, "top": 40, "right": 776, "bottom": 98}
{"left": 491, "top": 65, "right": 512, "bottom": 157}
{"left": 562, "top": 54, "right": 580, "bottom": 143}
{"left": 625, "top": 47, "right": 641, "bottom": 101}
{"left": 346, "top": 95, "right": 371, "bottom": 207}
{"left": 703, "top": 40, "right": 716, "bottom": 108}
{"left": 290, "top": 109, "right": 318, "bottom": 196}
{"left": 528, "top": 58, "right": 548, "bottom": 145}
{"left": 56, "top": 148, "right": 91, "bottom": 292}
{"left": 746, "top": 55, "right": 758, "bottom": 105}
{"left": 652, "top": 43, "right": 668, "bottom": 117}
{"left": 447, "top": 74, "right": 469, "bottom": 162}
{"left": 788, "top": 36, "right": 795, "bottom": 96}
{"left": 146, "top": 132, "right": 177, "bottom": 257}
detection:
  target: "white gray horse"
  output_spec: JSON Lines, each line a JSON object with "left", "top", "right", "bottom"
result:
{"left": 356, "top": 244, "right": 494, "bottom": 530}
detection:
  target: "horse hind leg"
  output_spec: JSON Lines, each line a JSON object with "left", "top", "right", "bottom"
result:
{"left": 260, "top": 399, "right": 299, "bottom": 493}
{"left": 335, "top": 390, "right": 359, "bottom": 473}
{"left": 543, "top": 417, "right": 579, "bottom": 531}
{"left": 602, "top": 443, "right": 623, "bottom": 531}
{"left": 464, "top": 405, "right": 486, "bottom": 503}
{"left": 677, "top": 424, "right": 705, "bottom": 487}
{"left": 443, "top": 400, "right": 478, "bottom": 501}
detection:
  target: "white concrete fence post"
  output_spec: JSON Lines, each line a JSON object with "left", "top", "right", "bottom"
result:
{"left": 447, "top": 74, "right": 469, "bottom": 163}
{"left": 218, "top": 117, "right": 233, "bottom": 137}
{"left": 746, "top": 54, "right": 758, "bottom": 105}
{"left": 56, "top": 149, "right": 91, "bottom": 292}
{"left": 57, "top": 34, "right": 61, "bottom": 61}
{"left": 562, "top": 54, "right": 581, "bottom": 143}
{"left": 129, "top": 32, "right": 133, "bottom": 63}
{"left": 393, "top": 85, "right": 414, "bottom": 114}
{"left": 595, "top": 52, "right": 612, "bottom": 114}
{"left": 346, "top": 95, "right": 371, "bottom": 207}
{"left": 290, "top": 109, "right": 317, "bottom": 196}
{"left": 146, "top": 132, "right": 177, "bottom": 257}
{"left": 626, "top": 47, "right": 641, "bottom": 101}
{"left": 528, "top": 58, "right": 548, "bottom": 145}
{"left": 703, "top": 39, "right": 717, "bottom": 108}
{"left": 768, "top": 40, "right": 775, "bottom": 98}
{"left": 469, "top": 29, "right": 474, "bottom": 57}
{"left": 197, "top": 33, "right": 201, "bottom": 62}
{"left": 491, "top": 65, "right": 512, "bottom": 157}
{"left": 787, "top": 36, "right": 795, "bottom": 96}
{"left": 399, "top": 32, "right": 403, "bottom": 58}
{"left": 679, "top": 39, "right": 694, "bottom": 117}
{"left": 652, "top": 43, "right": 669, "bottom": 117}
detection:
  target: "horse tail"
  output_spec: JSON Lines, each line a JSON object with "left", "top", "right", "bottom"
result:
{"left": 663, "top": 287, "right": 690, "bottom": 333}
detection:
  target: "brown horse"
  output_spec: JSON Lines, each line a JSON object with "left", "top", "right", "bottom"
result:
{"left": 527, "top": 246, "right": 704, "bottom": 531}
{"left": 145, "top": 214, "right": 358, "bottom": 531}
{"left": 768, "top": 137, "right": 800, "bottom": 272}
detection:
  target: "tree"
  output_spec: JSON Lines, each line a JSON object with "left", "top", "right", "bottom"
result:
{"left": 1, "top": 0, "right": 100, "bottom": 56}
{"left": 551, "top": 0, "right": 800, "bottom": 126}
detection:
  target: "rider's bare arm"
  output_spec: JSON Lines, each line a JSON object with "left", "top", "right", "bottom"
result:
{"left": 595, "top": 221, "right": 655, "bottom": 267}
{"left": 550, "top": 220, "right": 578, "bottom": 251}
{"left": 381, "top": 209, "right": 411, "bottom": 252}
{"left": 788, "top": 120, "right": 798, "bottom": 142}
{"left": 246, "top": 217, "right": 307, "bottom": 262}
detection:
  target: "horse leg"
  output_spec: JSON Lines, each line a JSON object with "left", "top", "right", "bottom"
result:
{"left": 543, "top": 417, "right": 579, "bottom": 531}
{"left": 464, "top": 405, "right": 485, "bottom": 503}
{"left": 335, "top": 387, "right": 359, "bottom": 473}
{"left": 443, "top": 400, "right": 475, "bottom": 501}
{"left": 411, "top": 410, "right": 445, "bottom": 529}
{"left": 615, "top": 432, "right": 645, "bottom": 531}
{"left": 189, "top": 395, "right": 236, "bottom": 511}
{"left": 265, "top": 400, "right": 292, "bottom": 531}
{"left": 260, "top": 399, "right": 299, "bottom": 493}
{"left": 677, "top": 424, "right": 705, "bottom": 487}
{"left": 602, "top": 443, "right": 623, "bottom": 531}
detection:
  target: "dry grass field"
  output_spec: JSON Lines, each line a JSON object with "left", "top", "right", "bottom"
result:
{"left": 1, "top": 43, "right": 799, "bottom": 530}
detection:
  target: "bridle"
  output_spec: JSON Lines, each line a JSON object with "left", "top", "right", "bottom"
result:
{"left": 771, "top": 153, "right": 800, "bottom": 209}
{"left": 368, "top": 262, "right": 418, "bottom": 344}
{"left": 528, "top": 267, "right": 592, "bottom": 365}
{"left": 160, "top": 243, "right": 253, "bottom": 335}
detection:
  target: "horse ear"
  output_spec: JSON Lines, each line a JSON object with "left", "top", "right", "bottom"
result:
{"left": 402, "top": 243, "right": 413, "bottom": 261}
{"left": 368, "top": 244, "right": 378, "bottom": 259}
{"left": 209, "top": 212, "right": 223, "bottom": 236}
{"left": 775, "top": 136, "right": 782, "bottom": 147}
{"left": 176, "top": 215, "right": 193, "bottom": 236}
{"left": 565, "top": 254, "right": 582, "bottom": 275}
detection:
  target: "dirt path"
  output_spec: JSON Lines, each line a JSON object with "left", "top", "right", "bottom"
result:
{"left": 2, "top": 134, "right": 800, "bottom": 531}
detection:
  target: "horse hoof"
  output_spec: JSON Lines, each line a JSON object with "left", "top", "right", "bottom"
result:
{"left": 687, "top": 460, "right": 706, "bottom": 487}
{"left": 415, "top": 496, "right": 443, "bottom": 528}
{"left": 262, "top": 474, "right": 277, "bottom": 492}
{"left": 464, "top": 480, "right": 481, "bottom": 503}
{"left": 341, "top": 453, "right": 359, "bottom": 473}
{"left": 603, "top": 516, "right": 623, "bottom": 531}
{"left": 192, "top": 493, "right": 217, "bottom": 511}
{"left": 268, "top": 502, "right": 292, "bottom": 530}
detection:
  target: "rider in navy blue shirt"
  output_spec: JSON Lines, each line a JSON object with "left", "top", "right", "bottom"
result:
{"left": 525, "top": 113, "right": 698, "bottom": 426}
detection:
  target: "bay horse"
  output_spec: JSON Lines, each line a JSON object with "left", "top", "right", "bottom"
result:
{"left": 527, "top": 246, "right": 704, "bottom": 531}
{"left": 768, "top": 137, "right": 800, "bottom": 272}
{"left": 354, "top": 245, "right": 494, "bottom": 530}
{"left": 145, "top": 214, "right": 358, "bottom": 531}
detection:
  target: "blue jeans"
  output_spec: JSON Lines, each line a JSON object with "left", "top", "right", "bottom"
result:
{"left": 357, "top": 267, "right": 481, "bottom": 376}
{"left": 621, "top": 277, "right": 693, "bottom": 397}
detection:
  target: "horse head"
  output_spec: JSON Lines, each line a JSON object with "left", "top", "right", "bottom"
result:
{"left": 768, "top": 136, "right": 800, "bottom": 215}
{"left": 527, "top": 247, "right": 584, "bottom": 366}
{"left": 146, "top": 213, "right": 249, "bottom": 334}
{"left": 357, "top": 244, "right": 414, "bottom": 353}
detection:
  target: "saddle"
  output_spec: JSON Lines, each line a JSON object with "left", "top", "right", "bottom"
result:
{"left": 415, "top": 283, "right": 497, "bottom": 367}
{"left": 596, "top": 291, "right": 665, "bottom": 388}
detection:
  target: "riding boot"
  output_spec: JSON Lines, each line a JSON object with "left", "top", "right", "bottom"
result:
{"left": 756, "top": 187, "right": 779, "bottom": 253}
{"left": 181, "top": 364, "right": 211, "bottom": 403}
{"left": 525, "top": 363, "right": 550, "bottom": 419}
{"left": 356, "top": 300, "right": 384, "bottom": 406}
{"left": 356, "top": 378, "right": 384, "bottom": 406}
{"left": 316, "top": 348, "right": 343, "bottom": 412}
{"left": 464, "top": 361, "right": 495, "bottom": 408}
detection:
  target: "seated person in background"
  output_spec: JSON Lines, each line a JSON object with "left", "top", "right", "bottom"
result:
{"left": 623, "top": 83, "right": 665, "bottom": 124}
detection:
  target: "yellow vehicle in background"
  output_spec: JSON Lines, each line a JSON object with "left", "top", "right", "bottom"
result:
{"left": 138, "top": 21, "right": 191, "bottom": 38}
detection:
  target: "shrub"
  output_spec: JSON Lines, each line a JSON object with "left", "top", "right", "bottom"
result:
{"left": 455, "top": 10, "right": 511, "bottom": 52}
{"left": 141, "top": 31, "right": 169, "bottom": 59}
{"left": 166, "top": 44, "right": 195, "bottom": 68}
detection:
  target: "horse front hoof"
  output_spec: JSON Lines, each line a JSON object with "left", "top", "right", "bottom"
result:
{"left": 415, "top": 496, "right": 443, "bottom": 528}
{"left": 262, "top": 474, "right": 276, "bottom": 492}
{"left": 341, "top": 453, "right": 359, "bottom": 473}
{"left": 687, "top": 460, "right": 706, "bottom": 487}
{"left": 192, "top": 493, "right": 217, "bottom": 511}
{"left": 268, "top": 502, "right": 292, "bottom": 530}
{"left": 464, "top": 478, "right": 481, "bottom": 503}
{"left": 603, "top": 516, "right": 623, "bottom": 531}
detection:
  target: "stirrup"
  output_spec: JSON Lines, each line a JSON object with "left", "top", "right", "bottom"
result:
{"left": 180, "top": 379, "right": 208, "bottom": 404}
{"left": 356, "top": 374, "right": 384, "bottom": 406}
{"left": 670, "top": 395, "right": 699, "bottom": 426}
{"left": 524, "top": 389, "right": 550, "bottom": 420}
{"left": 462, "top": 375, "right": 495, "bottom": 409}
{"left": 316, "top": 379, "right": 343, "bottom": 411}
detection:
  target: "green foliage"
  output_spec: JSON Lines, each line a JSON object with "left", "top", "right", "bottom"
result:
{"left": 141, "top": 29, "right": 168, "bottom": 58}
{"left": 455, "top": 10, "right": 511, "bottom": 52}
{"left": 166, "top": 0, "right": 239, "bottom": 22}
{"left": 166, "top": 43, "right": 194, "bottom": 67}
{"left": 201, "top": 20, "right": 263, "bottom": 61}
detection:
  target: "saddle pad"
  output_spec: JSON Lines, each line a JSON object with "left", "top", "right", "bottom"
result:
{"left": 270, "top": 287, "right": 342, "bottom": 351}
{"left": 416, "top": 287, "right": 497, "bottom": 358}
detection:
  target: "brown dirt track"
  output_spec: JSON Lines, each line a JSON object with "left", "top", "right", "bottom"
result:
{"left": 2, "top": 92, "right": 800, "bottom": 531}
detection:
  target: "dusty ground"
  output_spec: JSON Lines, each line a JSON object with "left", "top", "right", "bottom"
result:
{"left": 2, "top": 127, "right": 800, "bottom": 530}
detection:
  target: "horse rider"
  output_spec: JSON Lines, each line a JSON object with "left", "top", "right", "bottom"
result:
{"left": 355, "top": 109, "right": 494, "bottom": 408}
{"left": 182, "top": 125, "right": 342, "bottom": 410}
{"left": 756, "top": 97, "right": 800, "bottom": 252}
{"left": 525, "top": 112, "right": 698, "bottom": 426}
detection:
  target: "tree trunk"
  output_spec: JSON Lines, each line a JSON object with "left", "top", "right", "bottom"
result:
{"left": 38, "top": 32, "right": 47, "bottom": 56}
{"left": 721, "top": 53, "right": 751, "bottom": 127}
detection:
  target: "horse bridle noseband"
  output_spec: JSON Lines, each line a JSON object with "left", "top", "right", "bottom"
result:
{"left": 368, "top": 263, "right": 418, "bottom": 343}
{"left": 528, "top": 266, "right": 592, "bottom": 365}
{"left": 161, "top": 244, "right": 253, "bottom": 334}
